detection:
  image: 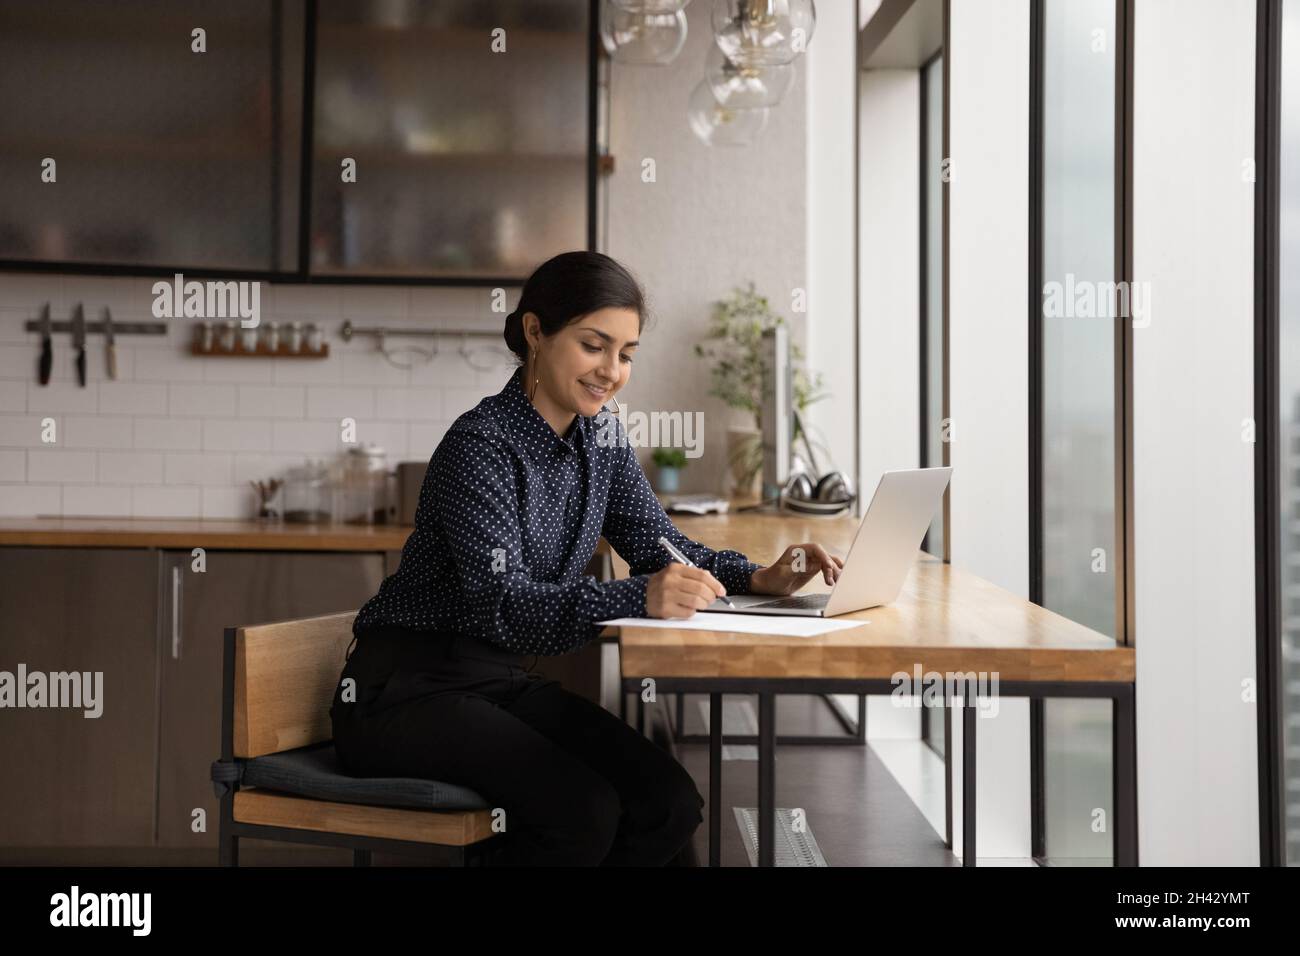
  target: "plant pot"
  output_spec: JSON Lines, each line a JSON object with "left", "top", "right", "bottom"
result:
{"left": 655, "top": 466, "right": 681, "bottom": 493}
{"left": 726, "top": 426, "right": 762, "bottom": 498}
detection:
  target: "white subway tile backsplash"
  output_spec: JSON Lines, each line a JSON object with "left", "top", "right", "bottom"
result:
{"left": 356, "top": 422, "right": 408, "bottom": 459}
{"left": 375, "top": 387, "right": 443, "bottom": 421}
{"left": 408, "top": 422, "right": 450, "bottom": 459}
{"left": 306, "top": 385, "right": 375, "bottom": 420}
{"left": 1, "top": 274, "right": 506, "bottom": 517}
{"left": 98, "top": 381, "right": 167, "bottom": 415}
{"left": 202, "top": 355, "right": 275, "bottom": 385}
{"left": 0, "top": 484, "right": 60, "bottom": 516}
{"left": 28, "top": 449, "right": 96, "bottom": 483}
{"left": 132, "top": 485, "right": 200, "bottom": 518}
{"left": 341, "top": 349, "right": 411, "bottom": 386}
{"left": 169, "top": 383, "right": 236, "bottom": 417}
{"left": 203, "top": 418, "right": 272, "bottom": 452}
{"left": 165, "top": 452, "right": 234, "bottom": 485}
{"left": 27, "top": 382, "right": 99, "bottom": 414}
{"left": 63, "top": 415, "right": 134, "bottom": 449}
{"left": 269, "top": 283, "right": 342, "bottom": 318}
{"left": 134, "top": 417, "right": 203, "bottom": 450}
{"left": 272, "top": 419, "right": 342, "bottom": 454}
{"left": 62, "top": 275, "right": 153, "bottom": 318}
{"left": 237, "top": 385, "right": 305, "bottom": 419}
{"left": 201, "top": 484, "right": 254, "bottom": 519}
{"left": 0, "top": 414, "right": 59, "bottom": 446}
{"left": 98, "top": 450, "right": 163, "bottom": 484}
{"left": 342, "top": 286, "right": 409, "bottom": 318}
{"left": 0, "top": 449, "right": 24, "bottom": 481}
{"left": 0, "top": 344, "right": 38, "bottom": 378}
{"left": 409, "top": 285, "right": 492, "bottom": 318}
{"left": 441, "top": 386, "right": 486, "bottom": 420}
{"left": 0, "top": 273, "right": 65, "bottom": 311}
{"left": 62, "top": 484, "right": 133, "bottom": 517}
{"left": 273, "top": 356, "right": 343, "bottom": 386}
{"left": 0, "top": 379, "right": 25, "bottom": 412}
{"left": 232, "top": 452, "right": 306, "bottom": 484}
{"left": 407, "top": 349, "right": 480, "bottom": 388}
{"left": 133, "top": 346, "right": 197, "bottom": 382}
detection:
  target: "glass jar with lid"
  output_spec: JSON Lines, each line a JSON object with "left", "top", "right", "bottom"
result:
{"left": 334, "top": 444, "right": 390, "bottom": 525}
{"left": 282, "top": 461, "right": 332, "bottom": 524}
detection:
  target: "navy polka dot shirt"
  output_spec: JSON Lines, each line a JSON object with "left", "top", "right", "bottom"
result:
{"left": 353, "top": 365, "right": 765, "bottom": 656}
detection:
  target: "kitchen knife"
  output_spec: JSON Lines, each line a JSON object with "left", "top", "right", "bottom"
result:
{"left": 72, "top": 303, "right": 86, "bottom": 387}
{"left": 103, "top": 307, "right": 117, "bottom": 380}
{"left": 36, "top": 302, "right": 52, "bottom": 386}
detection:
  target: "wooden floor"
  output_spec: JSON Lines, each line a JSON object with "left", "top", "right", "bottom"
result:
{"left": 668, "top": 693, "right": 958, "bottom": 867}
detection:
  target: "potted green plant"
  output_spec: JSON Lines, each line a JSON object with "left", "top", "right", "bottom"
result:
{"left": 651, "top": 447, "right": 688, "bottom": 493}
{"left": 694, "top": 281, "right": 827, "bottom": 496}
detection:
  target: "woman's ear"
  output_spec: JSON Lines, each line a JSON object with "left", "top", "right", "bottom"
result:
{"left": 522, "top": 311, "right": 541, "bottom": 349}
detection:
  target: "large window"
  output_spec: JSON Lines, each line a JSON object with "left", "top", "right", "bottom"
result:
{"left": 1277, "top": 0, "right": 1299, "bottom": 866}
{"left": 1035, "top": 0, "right": 1122, "bottom": 864}
{"left": 920, "top": 52, "right": 945, "bottom": 559}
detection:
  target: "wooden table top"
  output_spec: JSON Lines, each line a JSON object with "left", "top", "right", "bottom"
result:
{"left": 601, "top": 499, "right": 1134, "bottom": 684}
{"left": 0, "top": 517, "right": 412, "bottom": 551}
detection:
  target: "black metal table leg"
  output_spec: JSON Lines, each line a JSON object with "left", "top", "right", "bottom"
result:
{"left": 963, "top": 692, "right": 976, "bottom": 867}
{"left": 709, "top": 692, "right": 722, "bottom": 867}
{"left": 1113, "top": 683, "right": 1138, "bottom": 866}
{"left": 758, "top": 690, "right": 776, "bottom": 867}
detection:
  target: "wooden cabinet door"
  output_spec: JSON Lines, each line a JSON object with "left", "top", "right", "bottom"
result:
{"left": 156, "top": 549, "right": 384, "bottom": 849}
{"left": 0, "top": 547, "right": 159, "bottom": 848}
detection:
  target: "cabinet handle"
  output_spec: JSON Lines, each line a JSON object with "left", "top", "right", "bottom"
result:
{"left": 171, "top": 564, "right": 181, "bottom": 660}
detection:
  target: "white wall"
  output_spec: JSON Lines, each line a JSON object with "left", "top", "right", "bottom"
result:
{"left": 606, "top": 0, "right": 807, "bottom": 497}
{"left": 806, "top": 0, "right": 861, "bottom": 489}
{"left": 1132, "top": 0, "right": 1259, "bottom": 866}
{"left": 946, "top": 0, "right": 1032, "bottom": 859}
{"left": 857, "top": 68, "right": 921, "bottom": 500}
{"left": 856, "top": 67, "right": 925, "bottom": 740}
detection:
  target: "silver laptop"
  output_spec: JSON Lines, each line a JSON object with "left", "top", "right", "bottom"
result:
{"left": 699, "top": 467, "right": 952, "bottom": 618}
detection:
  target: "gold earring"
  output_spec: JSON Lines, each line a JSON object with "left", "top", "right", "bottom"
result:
{"left": 528, "top": 348, "right": 539, "bottom": 402}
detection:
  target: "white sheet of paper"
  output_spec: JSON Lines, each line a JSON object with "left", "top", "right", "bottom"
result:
{"left": 597, "top": 613, "right": 866, "bottom": 638}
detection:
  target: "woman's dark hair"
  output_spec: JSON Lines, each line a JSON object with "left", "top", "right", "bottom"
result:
{"left": 503, "top": 251, "right": 647, "bottom": 364}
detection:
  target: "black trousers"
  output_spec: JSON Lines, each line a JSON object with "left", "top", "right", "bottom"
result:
{"left": 329, "top": 624, "right": 704, "bottom": 866}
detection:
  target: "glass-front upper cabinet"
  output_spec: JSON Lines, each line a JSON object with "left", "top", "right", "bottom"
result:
{"left": 309, "top": 0, "right": 592, "bottom": 281}
{"left": 0, "top": 0, "right": 303, "bottom": 273}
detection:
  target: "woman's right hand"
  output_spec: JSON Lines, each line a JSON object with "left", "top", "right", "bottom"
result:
{"left": 646, "top": 563, "right": 726, "bottom": 619}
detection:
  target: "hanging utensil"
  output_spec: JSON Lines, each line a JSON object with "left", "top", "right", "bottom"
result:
{"left": 103, "top": 307, "right": 117, "bottom": 380}
{"left": 36, "top": 302, "right": 52, "bottom": 386}
{"left": 71, "top": 303, "right": 87, "bottom": 387}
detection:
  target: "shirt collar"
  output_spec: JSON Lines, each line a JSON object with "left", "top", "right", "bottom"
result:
{"left": 496, "top": 366, "right": 591, "bottom": 462}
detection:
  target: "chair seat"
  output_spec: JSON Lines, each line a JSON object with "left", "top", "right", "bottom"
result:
{"left": 233, "top": 788, "right": 497, "bottom": 847}
{"left": 242, "top": 741, "right": 491, "bottom": 812}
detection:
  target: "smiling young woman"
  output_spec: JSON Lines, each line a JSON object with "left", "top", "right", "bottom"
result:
{"left": 331, "top": 250, "right": 843, "bottom": 866}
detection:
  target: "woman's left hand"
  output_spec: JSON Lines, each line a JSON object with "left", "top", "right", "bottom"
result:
{"left": 749, "top": 543, "right": 844, "bottom": 596}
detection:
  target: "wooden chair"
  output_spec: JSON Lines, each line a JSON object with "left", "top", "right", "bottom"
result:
{"left": 210, "top": 611, "right": 500, "bottom": 866}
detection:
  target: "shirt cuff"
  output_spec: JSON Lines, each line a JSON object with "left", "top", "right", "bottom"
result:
{"left": 592, "top": 574, "right": 650, "bottom": 623}
{"left": 710, "top": 551, "right": 764, "bottom": 596}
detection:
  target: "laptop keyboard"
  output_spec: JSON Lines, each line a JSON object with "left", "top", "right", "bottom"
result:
{"left": 752, "top": 593, "right": 831, "bottom": 611}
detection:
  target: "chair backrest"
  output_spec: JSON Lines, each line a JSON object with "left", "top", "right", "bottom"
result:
{"left": 231, "top": 610, "right": 356, "bottom": 759}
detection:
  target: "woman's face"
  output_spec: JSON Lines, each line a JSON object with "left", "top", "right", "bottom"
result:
{"left": 526, "top": 306, "right": 640, "bottom": 417}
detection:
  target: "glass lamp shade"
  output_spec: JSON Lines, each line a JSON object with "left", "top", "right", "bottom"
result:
{"left": 687, "top": 79, "right": 770, "bottom": 146}
{"left": 704, "top": 41, "right": 794, "bottom": 108}
{"left": 609, "top": 0, "right": 692, "bottom": 13}
{"left": 601, "top": 2, "right": 689, "bottom": 65}
{"left": 710, "top": 0, "right": 816, "bottom": 67}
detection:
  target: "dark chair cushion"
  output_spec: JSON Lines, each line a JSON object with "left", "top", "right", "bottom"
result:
{"left": 242, "top": 742, "right": 491, "bottom": 812}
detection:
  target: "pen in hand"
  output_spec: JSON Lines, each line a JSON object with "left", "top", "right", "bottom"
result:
{"left": 657, "top": 536, "right": 736, "bottom": 609}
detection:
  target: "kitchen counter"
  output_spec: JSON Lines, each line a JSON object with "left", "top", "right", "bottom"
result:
{"left": 0, "top": 517, "right": 413, "bottom": 551}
